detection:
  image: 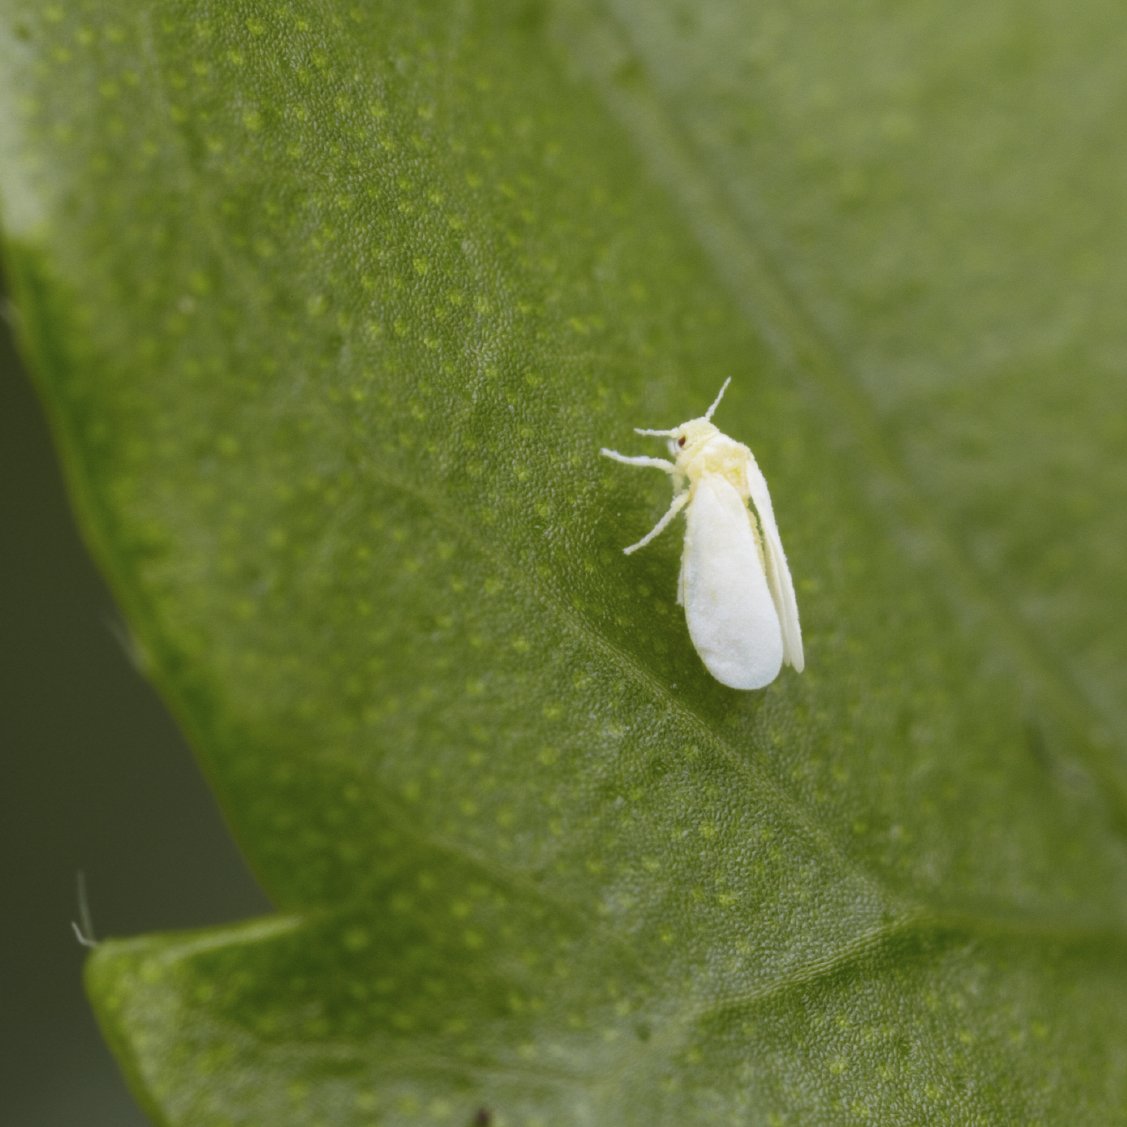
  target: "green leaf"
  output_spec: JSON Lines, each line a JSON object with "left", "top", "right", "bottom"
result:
{"left": 3, "top": 0, "right": 1127, "bottom": 1123}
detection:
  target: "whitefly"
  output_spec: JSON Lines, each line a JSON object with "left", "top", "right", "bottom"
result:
{"left": 601, "top": 380, "right": 804, "bottom": 690}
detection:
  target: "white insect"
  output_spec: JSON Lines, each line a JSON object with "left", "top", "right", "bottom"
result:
{"left": 601, "top": 379, "right": 804, "bottom": 690}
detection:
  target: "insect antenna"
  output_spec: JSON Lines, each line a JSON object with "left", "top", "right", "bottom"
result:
{"left": 704, "top": 377, "right": 732, "bottom": 421}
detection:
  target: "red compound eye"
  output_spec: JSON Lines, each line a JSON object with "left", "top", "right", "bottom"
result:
{"left": 677, "top": 435, "right": 686, "bottom": 447}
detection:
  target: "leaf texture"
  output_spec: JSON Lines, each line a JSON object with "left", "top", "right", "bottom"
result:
{"left": 2, "top": 1, "right": 1126, "bottom": 1122}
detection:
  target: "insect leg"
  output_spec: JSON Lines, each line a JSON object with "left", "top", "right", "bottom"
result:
{"left": 623, "top": 489, "right": 691, "bottom": 554}
{"left": 600, "top": 449, "right": 677, "bottom": 472}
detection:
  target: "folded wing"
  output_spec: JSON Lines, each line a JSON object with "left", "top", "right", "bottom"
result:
{"left": 679, "top": 474, "right": 785, "bottom": 689}
{"left": 744, "top": 456, "right": 804, "bottom": 672}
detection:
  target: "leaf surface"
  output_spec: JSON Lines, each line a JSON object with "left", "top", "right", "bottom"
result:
{"left": 2, "top": 0, "right": 1126, "bottom": 1123}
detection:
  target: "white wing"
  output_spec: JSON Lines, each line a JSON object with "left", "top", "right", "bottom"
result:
{"left": 678, "top": 474, "right": 784, "bottom": 689}
{"left": 744, "top": 455, "right": 804, "bottom": 672}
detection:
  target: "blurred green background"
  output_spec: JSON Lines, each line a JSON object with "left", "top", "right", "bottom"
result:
{"left": 0, "top": 293, "right": 270, "bottom": 1124}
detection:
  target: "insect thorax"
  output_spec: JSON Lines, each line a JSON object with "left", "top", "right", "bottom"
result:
{"left": 678, "top": 432, "right": 752, "bottom": 497}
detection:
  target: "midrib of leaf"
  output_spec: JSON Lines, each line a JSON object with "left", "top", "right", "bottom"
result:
{"left": 552, "top": 0, "right": 1127, "bottom": 812}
